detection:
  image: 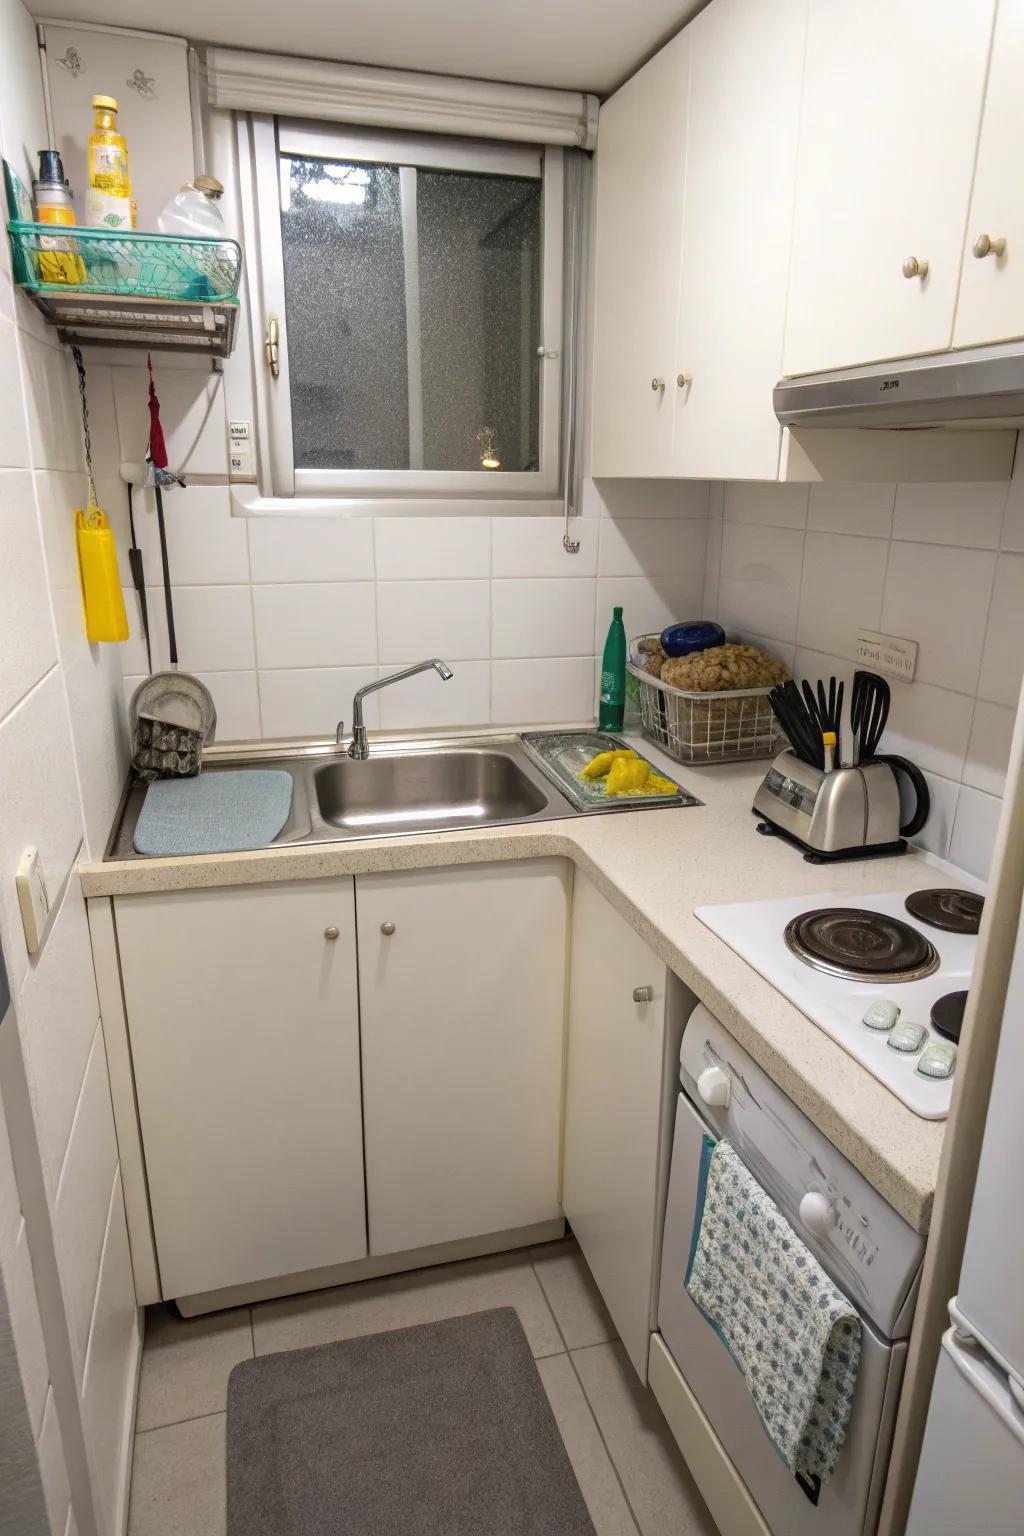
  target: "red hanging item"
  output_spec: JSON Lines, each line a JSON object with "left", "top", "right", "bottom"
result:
{"left": 147, "top": 352, "right": 169, "bottom": 471}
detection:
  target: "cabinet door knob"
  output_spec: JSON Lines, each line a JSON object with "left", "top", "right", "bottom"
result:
{"left": 381, "top": 920, "right": 396, "bottom": 936}
{"left": 676, "top": 372, "right": 692, "bottom": 388}
{"left": 651, "top": 377, "right": 665, "bottom": 393}
{"left": 902, "top": 255, "right": 929, "bottom": 280}
{"left": 973, "top": 233, "right": 1006, "bottom": 260}
{"left": 324, "top": 925, "right": 340, "bottom": 941}
{"left": 633, "top": 985, "right": 654, "bottom": 1003}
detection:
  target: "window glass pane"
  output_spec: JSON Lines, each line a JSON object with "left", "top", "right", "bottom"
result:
{"left": 281, "top": 156, "right": 410, "bottom": 470}
{"left": 417, "top": 171, "right": 542, "bottom": 473}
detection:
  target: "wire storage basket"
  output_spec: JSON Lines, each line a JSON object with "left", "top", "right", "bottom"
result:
{"left": 628, "top": 635, "right": 784, "bottom": 764}
{"left": 7, "top": 222, "right": 241, "bottom": 303}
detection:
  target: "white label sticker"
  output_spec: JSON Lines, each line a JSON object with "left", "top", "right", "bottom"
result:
{"left": 228, "top": 420, "right": 254, "bottom": 480}
{"left": 855, "top": 629, "right": 918, "bottom": 681}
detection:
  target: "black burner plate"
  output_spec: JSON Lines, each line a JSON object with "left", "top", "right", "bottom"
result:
{"left": 785, "top": 907, "right": 940, "bottom": 982}
{"left": 905, "top": 888, "right": 984, "bottom": 935}
{"left": 931, "top": 990, "right": 968, "bottom": 1043}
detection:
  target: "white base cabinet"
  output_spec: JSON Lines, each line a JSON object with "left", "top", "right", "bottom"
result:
{"left": 115, "top": 881, "right": 367, "bottom": 1300}
{"left": 356, "top": 862, "right": 568, "bottom": 1256}
{"left": 562, "top": 873, "right": 687, "bottom": 1380}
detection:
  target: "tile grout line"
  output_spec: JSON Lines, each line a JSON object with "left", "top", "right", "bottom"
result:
{"left": 135, "top": 1407, "right": 226, "bottom": 1437}
{"left": 529, "top": 1252, "right": 642, "bottom": 1536}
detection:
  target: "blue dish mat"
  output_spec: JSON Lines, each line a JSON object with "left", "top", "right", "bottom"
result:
{"left": 134, "top": 770, "right": 294, "bottom": 856}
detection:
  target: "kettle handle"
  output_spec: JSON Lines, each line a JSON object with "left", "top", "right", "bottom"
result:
{"left": 873, "top": 753, "right": 931, "bottom": 838}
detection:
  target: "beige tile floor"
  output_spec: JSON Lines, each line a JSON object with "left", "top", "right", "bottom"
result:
{"left": 126, "top": 1237, "right": 718, "bottom": 1536}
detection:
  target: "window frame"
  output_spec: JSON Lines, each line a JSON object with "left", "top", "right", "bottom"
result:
{"left": 241, "top": 113, "right": 564, "bottom": 500}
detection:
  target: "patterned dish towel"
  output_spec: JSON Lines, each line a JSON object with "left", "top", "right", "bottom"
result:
{"left": 685, "top": 1137, "right": 861, "bottom": 1485}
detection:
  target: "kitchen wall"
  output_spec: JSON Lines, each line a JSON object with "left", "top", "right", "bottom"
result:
{"left": 0, "top": 0, "right": 141, "bottom": 1530}
{"left": 106, "top": 359, "right": 709, "bottom": 738}
{"left": 702, "top": 471, "right": 1024, "bottom": 880}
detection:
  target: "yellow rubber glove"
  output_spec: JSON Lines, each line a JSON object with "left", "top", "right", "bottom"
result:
{"left": 581, "top": 748, "right": 639, "bottom": 780}
{"left": 606, "top": 757, "right": 655, "bottom": 795}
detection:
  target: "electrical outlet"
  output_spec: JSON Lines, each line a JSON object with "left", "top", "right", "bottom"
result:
{"left": 16, "top": 847, "right": 50, "bottom": 955}
{"left": 856, "top": 629, "right": 918, "bottom": 681}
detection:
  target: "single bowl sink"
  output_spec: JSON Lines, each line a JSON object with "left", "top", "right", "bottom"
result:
{"left": 314, "top": 748, "right": 551, "bottom": 835}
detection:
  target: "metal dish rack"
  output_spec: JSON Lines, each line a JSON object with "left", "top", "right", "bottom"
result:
{"left": 628, "top": 635, "right": 784, "bottom": 764}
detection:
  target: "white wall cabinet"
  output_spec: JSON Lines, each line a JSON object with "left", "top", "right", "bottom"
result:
{"left": 562, "top": 873, "right": 685, "bottom": 1380}
{"left": 356, "top": 862, "right": 568, "bottom": 1256}
{"left": 672, "top": 0, "right": 807, "bottom": 480}
{"left": 782, "top": 0, "right": 996, "bottom": 376}
{"left": 115, "top": 881, "right": 367, "bottom": 1300}
{"left": 590, "top": 28, "right": 691, "bottom": 477}
{"left": 954, "top": 0, "right": 1024, "bottom": 349}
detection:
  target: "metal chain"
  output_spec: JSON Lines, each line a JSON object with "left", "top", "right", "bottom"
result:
{"left": 70, "top": 345, "right": 98, "bottom": 508}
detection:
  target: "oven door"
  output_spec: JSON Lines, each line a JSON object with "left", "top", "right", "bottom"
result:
{"left": 658, "top": 1090, "right": 906, "bottom": 1536}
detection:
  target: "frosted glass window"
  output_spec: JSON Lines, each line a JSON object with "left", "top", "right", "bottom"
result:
{"left": 279, "top": 154, "right": 542, "bottom": 473}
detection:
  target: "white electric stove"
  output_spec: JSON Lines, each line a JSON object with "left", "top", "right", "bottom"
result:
{"left": 695, "top": 888, "right": 983, "bottom": 1119}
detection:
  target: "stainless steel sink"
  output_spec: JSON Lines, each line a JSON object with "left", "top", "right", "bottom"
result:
{"left": 314, "top": 748, "right": 550, "bottom": 835}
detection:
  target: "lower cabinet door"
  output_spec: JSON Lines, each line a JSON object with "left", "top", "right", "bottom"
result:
{"left": 356, "top": 861, "right": 568, "bottom": 1256}
{"left": 563, "top": 873, "right": 670, "bottom": 1379}
{"left": 115, "top": 880, "right": 367, "bottom": 1300}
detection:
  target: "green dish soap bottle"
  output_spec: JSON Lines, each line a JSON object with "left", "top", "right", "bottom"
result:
{"left": 598, "top": 606, "right": 627, "bottom": 731}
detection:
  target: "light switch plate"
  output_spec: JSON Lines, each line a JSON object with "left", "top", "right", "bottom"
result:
{"left": 15, "top": 847, "right": 50, "bottom": 955}
{"left": 856, "top": 628, "right": 918, "bottom": 682}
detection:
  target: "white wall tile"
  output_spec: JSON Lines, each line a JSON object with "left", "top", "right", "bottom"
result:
{"left": 797, "top": 532, "right": 888, "bottom": 660}
{"left": 0, "top": 1096, "right": 19, "bottom": 1262}
{"left": 374, "top": 516, "right": 489, "bottom": 579}
{"left": 5, "top": 1221, "right": 48, "bottom": 1434}
{"left": 807, "top": 483, "right": 895, "bottom": 538}
{"left": 18, "top": 878, "right": 100, "bottom": 1199}
{"left": 20, "top": 336, "right": 85, "bottom": 475}
{"left": 62, "top": 646, "right": 129, "bottom": 860}
{"left": 0, "top": 669, "right": 84, "bottom": 986}
{"left": 33, "top": 469, "right": 92, "bottom": 670}
{"left": 492, "top": 657, "right": 595, "bottom": 725}
{"left": 254, "top": 583, "right": 377, "bottom": 669}
{"left": 0, "top": 469, "right": 58, "bottom": 716}
{"left": 378, "top": 580, "right": 489, "bottom": 662}
{"left": 375, "top": 660, "right": 490, "bottom": 730}
{"left": 80, "top": 1174, "right": 140, "bottom": 1536}
{"left": 258, "top": 666, "right": 379, "bottom": 739}
{"left": 248, "top": 516, "right": 375, "bottom": 583}
{"left": 0, "top": 317, "right": 31, "bottom": 468}
{"left": 717, "top": 522, "right": 805, "bottom": 645}
{"left": 595, "top": 576, "right": 703, "bottom": 649}
{"left": 598, "top": 517, "right": 707, "bottom": 579}
{"left": 37, "top": 1387, "right": 70, "bottom": 1536}
{"left": 977, "top": 553, "right": 1024, "bottom": 706}
{"left": 880, "top": 678, "right": 974, "bottom": 781}
{"left": 492, "top": 517, "right": 598, "bottom": 577}
{"left": 194, "top": 671, "right": 261, "bottom": 742}
{"left": 964, "top": 700, "right": 1016, "bottom": 797}
{"left": 112, "top": 365, "right": 227, "bottom": 475}
{"left": 949, "top": 785, "right": 1004, "bottom": 880}
{"left": 880, "top": 542, "right": 995, "bottom": 694}
{"left": 493, "top": 578, "right": 595, "bottom": 658}
{"left": 911, "top": 772, "right": 960, "bottom": 861}
{"left": 724, "top": 482, "right": 808, "bottom": 528}
{"left": 106, "top": 483, "right": 249, "bottom": 587}
{"left": 587, "top": 478, "right": 709, "bottom": 520}
{"left": 159, "top": 585, "right": 255, "bottom": 673}
{"left": 999, "top": 457, "right": 1024, "bottom": 551}
{"left": 0, "top": 0, "right": 49, "bottom": 192}
{"left": 893, "top": 482, "right": 1008, "bottom": 548}
{"left": 53, "top": 1026, "right": 118, "bottom": 1383}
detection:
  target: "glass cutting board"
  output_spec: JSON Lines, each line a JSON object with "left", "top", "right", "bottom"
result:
{"left": 520, "top": 730, "right": 702, "bottom": 814}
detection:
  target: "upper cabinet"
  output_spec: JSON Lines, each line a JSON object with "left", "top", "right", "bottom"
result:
{"left": 672, "top": 0, "right": 807, "bottom": 479}
{"left": 954, "top": 0, "right": 1024, "bottom": 349}
{"left": 590, "top": 28, "right": 691, "bottom": 477}
{"left": 781, "top": 0, "right": 996, "bottom": 376}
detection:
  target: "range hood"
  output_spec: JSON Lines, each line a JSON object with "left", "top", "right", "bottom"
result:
{"left": 774, "top": 342, "right": 1024, "bottom": 429}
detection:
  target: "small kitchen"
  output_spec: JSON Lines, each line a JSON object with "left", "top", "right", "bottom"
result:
{"left": 2, "top": 3, "right": 1023, "bottom": 1536}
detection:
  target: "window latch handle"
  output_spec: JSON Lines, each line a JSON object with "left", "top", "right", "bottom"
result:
{"left": 265, "top": 313, "right": 280, "bottom": 379}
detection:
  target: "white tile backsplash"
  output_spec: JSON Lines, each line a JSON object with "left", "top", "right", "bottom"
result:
{"left": 706, "top": 476, "right": 1024, "bottom": 879}
{"left": 595, "top": 575, "right": 703, "bottom": 649}
{"left": 492, "top": 516, "right": 599, "bottom": 577}
{"left": 248, "top": 515, "right": 375, "bottom": 583}
{"left": 598, "top": 517, "right": 706, "bottom": 579}
{"left": 493, "top": 578, "right": 596, "bottom": 658}
{"left": 254, "top": 582, "right": 377, "bottom": 669}
{"left": 491, "top": 656, "right": 595, "bottom": 725}
{"left": 374, "top": 516, "right": 490, "bottom": 580}
{"left": 378, "top": 579, "right": 490, "bottom": 662}
{"left": 258, "top": 666, "right": 379, "bottom": 740}
{"left": 0, "top": 468, "right": 58, "bottom": 717}
{"left": 375, "top": 660, "right": 491, "bottom": 729}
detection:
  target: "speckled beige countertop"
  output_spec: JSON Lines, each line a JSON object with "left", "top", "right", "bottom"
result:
{"left": 80, "top": 734, "right": 971, "bottom": 1234}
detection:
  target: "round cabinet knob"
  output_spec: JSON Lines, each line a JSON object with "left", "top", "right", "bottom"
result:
{"left": 973, "top": 233, "right": 1007, "bottom": 260}
{"left": 380, "top": 920, "right": 396, "bottom": 936}
{"left": 696, "top": 1066, "right": 731, "bottom": 1108}
{"left": 799, "top": 1191, "right": 837, "bottom": 1236}
{"left": 902, "top": 255, "right": 929, "bottom": 280}
{"left": 676, "top": 372, "right": 692, "bottom": 388}
{"left": 651, "top": 376, "right": 665, "bottom": 392}
{"left": 632, "top": 985, "right": 654, "bottom": 1003}
{"left": 323, "top": 926, "right": 340, "bottom": 941}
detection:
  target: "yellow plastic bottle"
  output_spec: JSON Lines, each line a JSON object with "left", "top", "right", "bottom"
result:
{"left": 85, "top": 95, "right": 135, "bottom": 230}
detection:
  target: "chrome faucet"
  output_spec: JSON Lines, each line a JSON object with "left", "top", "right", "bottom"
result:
{"left": 338, "top": 659, "right": 454, "bottom": 760}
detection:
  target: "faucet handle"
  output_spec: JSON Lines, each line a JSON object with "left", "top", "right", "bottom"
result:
{"left": 335, "top": 719, "right": 345, "bottom": 745}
